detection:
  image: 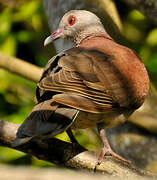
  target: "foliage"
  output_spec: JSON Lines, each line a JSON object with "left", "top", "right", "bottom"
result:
{"left": 0, "top": 0, "right": 54, "bottom": 167}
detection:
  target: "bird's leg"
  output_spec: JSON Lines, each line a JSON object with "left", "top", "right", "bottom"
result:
{"left": 66, "top": 128, "right": 86, "bottom": 153}
{"left": 97, "top": 123, "right": 130, "bottom": 165}
{"left": 66, "top": 128, "right": 80, "bottom": 146}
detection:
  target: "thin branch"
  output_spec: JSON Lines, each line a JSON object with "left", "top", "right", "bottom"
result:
{"left": 0, "top": 52, "right": 43, "bottom": 82}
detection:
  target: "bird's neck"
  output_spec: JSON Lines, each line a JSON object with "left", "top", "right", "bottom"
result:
{"left": 74, "top": 26, "right": 112, "bottom": 45}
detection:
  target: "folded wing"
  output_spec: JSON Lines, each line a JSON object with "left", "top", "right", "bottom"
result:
{"left": 38, "top": 47, "right": 120, "bottom": 113}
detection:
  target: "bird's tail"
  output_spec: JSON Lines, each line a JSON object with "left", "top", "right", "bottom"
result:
{"left": 12, "top": 137, "right": 32, "bottom": 147}
{"left": 12, "top": 99, "right": 78, "bottom": 147}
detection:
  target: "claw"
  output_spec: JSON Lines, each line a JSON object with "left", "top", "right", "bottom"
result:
{"left": 97, "top": 123, "right": 131, "bottom": 165}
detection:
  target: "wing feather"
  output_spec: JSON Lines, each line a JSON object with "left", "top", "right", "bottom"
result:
{"left": 38, "top": 47, "right": 118, "bottom": 113}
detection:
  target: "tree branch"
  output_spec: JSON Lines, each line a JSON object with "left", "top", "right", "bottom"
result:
{"left": 0, "top": 52, "right": 43, "bottom": 82}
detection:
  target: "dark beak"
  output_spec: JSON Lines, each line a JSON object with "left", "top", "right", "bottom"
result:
{"left": 44, "top": 28, "right": 64, "bottom": 46}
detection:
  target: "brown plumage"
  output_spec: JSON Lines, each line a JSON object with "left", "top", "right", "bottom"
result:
{"left": 13, "top": 10, "right": 149, "bottom": 164}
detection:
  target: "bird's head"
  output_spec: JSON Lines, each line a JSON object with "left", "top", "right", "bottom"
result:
{"left": 44, "top": 10, "right": 106, "bottom": 46}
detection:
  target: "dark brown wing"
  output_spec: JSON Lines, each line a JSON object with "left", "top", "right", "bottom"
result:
{"left": 14, "top": 52, "right": 79, "bottom": 144}
{"left": 38, "top": 47, "right": 120, "bottom": 113}
{"left": 36, "top": 52, "right": 65, "bottom": 102}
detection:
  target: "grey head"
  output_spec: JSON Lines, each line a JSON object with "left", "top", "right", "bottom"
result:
{"left": 44, "top": 10, "right": 107, "bottom": 46}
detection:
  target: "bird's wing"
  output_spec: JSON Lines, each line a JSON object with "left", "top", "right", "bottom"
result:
{"left": 38, "top": 47, "right": 121, "bottom": 113}
{"left": 36, "top": 52, "right": 65, "bottom": 102}
{"left": 14, "top": 52, "right": 79, "bottom": 143}
{"left": 14, "top": 47, "right": 126, "bottom": 144}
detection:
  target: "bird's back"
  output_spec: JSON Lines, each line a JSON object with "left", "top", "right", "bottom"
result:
{"left": 79, "top": 36, "right": 150, "bottom": 110}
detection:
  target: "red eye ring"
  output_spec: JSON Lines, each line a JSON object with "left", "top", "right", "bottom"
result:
{"left": 68, "top": 15, "right": 77, "bottom": 26}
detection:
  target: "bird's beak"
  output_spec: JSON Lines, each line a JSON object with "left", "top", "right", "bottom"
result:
{"left": 44, "top": 28, "right": 64, "bottom": 46}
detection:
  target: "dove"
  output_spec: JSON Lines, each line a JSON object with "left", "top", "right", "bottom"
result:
{"left": 13, "top": 10, "right": 150, "bottom": 164}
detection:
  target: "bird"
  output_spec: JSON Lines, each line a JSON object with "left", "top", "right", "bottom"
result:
{"left": 12, "top": 10, "right": 150, "bottom": 164}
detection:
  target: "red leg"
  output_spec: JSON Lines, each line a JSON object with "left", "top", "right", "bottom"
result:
{"left": 97, "top": 124, "right": 131, "bottom": 164}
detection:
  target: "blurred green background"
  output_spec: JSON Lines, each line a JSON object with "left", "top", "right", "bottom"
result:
{"left": 0, "top": 0, "right": 157, "bottom": 168}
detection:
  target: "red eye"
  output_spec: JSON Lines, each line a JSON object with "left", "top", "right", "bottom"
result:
{"left": 68, "top": 15, "right": 77, "bottom": 26}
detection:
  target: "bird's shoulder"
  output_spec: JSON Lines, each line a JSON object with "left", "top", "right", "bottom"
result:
{"left": 38, "top": 46, "right": 115, "bottom": 93}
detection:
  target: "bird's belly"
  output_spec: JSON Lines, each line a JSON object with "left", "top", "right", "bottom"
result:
{"left": 71, "top": 110, "right": 125, "bottom": 129}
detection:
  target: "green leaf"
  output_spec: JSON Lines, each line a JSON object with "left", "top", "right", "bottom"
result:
{"left": 139, "top": 45, "right": 151, "bottom": 63}
{"left": 31, "top": 14, "right": 42, "bottom": 31}
{"left": 127, "top": 10, "right": 149, "bottom": 29}
{"left": 16, "top": 30, "right": 34, "bottom": 43}
{"left": 0, "top": 8, "right": 12, "bottom": 35}
{"left": 13, "top": 0, "right": 40, "bottom": 22}
{"left": 147, "top": 53, "right": 157, "bottom": 73}
{"left": 0, "top": 35, "right": 17, "bottom": 56}
{"left": 146, "top": 28, "right": 157, "bottom": 46}
{"left": 0, "top": 147, "right": 25, "bottom": 164}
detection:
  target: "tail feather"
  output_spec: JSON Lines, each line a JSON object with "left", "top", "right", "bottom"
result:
{"left": 12, "top": 99, "right": 78, "bottom": 147}
{"left": 12, "top": 137, "right": 32, "bottom": 147}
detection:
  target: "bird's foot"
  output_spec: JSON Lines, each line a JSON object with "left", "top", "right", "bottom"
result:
{"left": 97, "top": 146, "right": 131, "bottom": 165}
{"left": 96, "top": 124, "right": 131, "bottom": 165}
